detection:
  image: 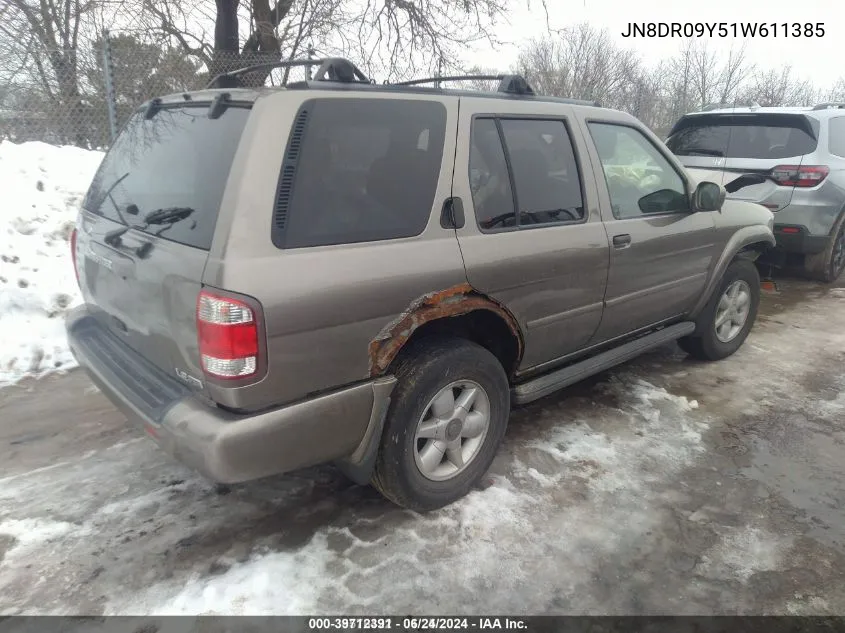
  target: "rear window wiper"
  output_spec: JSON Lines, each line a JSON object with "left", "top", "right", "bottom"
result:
{"left": 677, "top": 148, "right": 725, "bottom": 157}
{"left": 104, "top": 206, "right": 195, "bottom": 247}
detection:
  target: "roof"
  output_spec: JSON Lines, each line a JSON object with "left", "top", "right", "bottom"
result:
{"left": 683, "top": 103, "right": 845, "bottom": 117}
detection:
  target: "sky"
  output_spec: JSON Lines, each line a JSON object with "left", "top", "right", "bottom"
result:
{"left": 463, "top": 0, "right": 840, "bottom": 90}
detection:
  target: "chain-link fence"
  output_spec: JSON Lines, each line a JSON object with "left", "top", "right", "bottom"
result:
{"left": 1, "top": 23, "right": 511, "bottom": 153}
{"left": 0, "top": 32, "right": 330, "bottom": 151}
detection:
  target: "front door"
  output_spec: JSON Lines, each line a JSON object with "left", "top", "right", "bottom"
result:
{"left": 450, "top": 98, "right": 610, "bottom": 372}
{"left": 578, "top": 119, "right": 718, "bottom": 343}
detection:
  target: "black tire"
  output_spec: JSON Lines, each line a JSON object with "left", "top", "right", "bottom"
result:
{"left": 803, "top": 212, "right": 845, "bottom": 283}
{"left": 678, "top": 258, "right": 760, "bottom": 361}
{"left": 371, "top": 337, "right": 510, "bottom": 512}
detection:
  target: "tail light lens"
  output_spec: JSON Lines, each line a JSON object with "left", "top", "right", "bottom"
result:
{"left": 197, "top": 291, "right": 260, "bottom": 379}
{"left": 70, "top": 227, "right": 80, "bottom": 286}
{"left": 770, "top": 165, "right": 829, "bottom": 187}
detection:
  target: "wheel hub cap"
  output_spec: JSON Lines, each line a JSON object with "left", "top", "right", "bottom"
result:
{"left": 714, "top": 279, "right": 752, "bottom": 343}
{"left": 445, "top": 419, "right": 462, "bottom": 441}
{"left": 413, "top": 380, "right": 492, "bottom": 482}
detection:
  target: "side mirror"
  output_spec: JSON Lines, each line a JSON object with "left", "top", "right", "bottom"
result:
{"left": 692, "top": 181, "right": 726, "bottom": 212}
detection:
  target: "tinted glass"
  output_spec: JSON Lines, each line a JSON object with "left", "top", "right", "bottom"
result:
{"left": 500, "top": 119, "right": 584, "bottom": 225}
{"left": 282, "top": 99, "right": 447, "bottom": 248}
{"left": 83, "top": 105, "right": 250, "bottom": 250}
{"left": 666, "top": 114, "right": 818, "bottom": 159}
{"left": 589, "top": 123, "right": 689, "bottom": 219}
{"left": 828, "top": 117, "right": 845, "bottom": 158}
{"left": 469, "top": 118, "right": 516, "bottom": 230}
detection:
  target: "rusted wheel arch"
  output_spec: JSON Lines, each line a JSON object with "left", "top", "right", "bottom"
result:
{"left": 368, "top": 283, "right": 524, "bottom": 378}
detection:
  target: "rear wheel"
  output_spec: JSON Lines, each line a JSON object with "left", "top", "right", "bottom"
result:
{"left": 679, "top": 259, "right": 760, "bottom": 361}
{"left": 804, "top": 212, "right": 845, "bottom": 283}
{"left": 371, "top": 337, "right": 510, "bottom": 512}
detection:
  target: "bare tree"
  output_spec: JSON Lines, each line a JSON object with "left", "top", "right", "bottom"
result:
{"left": 136, "top": 0, "right": 518, "bottom": 85}
{"left": 717, "top": 45, "right": 751, "bottom": 105}
{"left": 690, "top": 40, "right": 720, "bottom": 109}
{"left": 741, "top": 66, "right": 817, "bottom": 106}
{"left": 0, "top": 0, "right": 100, "bottom": 144}
{"left": 821, "top": 78, "right": 845, "bottom": 103}
{"left": 516, "top": 23, "right": 641, "bottom": 108}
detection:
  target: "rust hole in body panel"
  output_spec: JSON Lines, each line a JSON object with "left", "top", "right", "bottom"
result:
{"left": 368, "top": 283, "right": 523, "bottom": 377}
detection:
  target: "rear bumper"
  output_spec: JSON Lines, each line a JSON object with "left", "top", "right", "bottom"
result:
{"left": 66, "top": 306, "right": 396, "bottom": 484}
{"left": 772, "top": 225, "right": 830, "bottom": 254}
{"left": 770, "top": 189, "right": 843, "bottom": 250}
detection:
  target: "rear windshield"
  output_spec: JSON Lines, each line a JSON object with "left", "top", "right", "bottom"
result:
{"left": 82, "top": 104, "right": 250, "bottom": 250}
{"left": 666, "top": 113, "right": 819, "bottom": 160}
{"left": 277, "top": 98, "right": 447, "bottom": 248}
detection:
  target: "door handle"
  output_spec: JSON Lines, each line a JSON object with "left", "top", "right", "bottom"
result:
{"left": 612, "top": 234, "right": 632, "bottom": 248}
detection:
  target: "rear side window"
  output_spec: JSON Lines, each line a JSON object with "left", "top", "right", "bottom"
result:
{"left": 469, "top": 118, "right": 516, "bottom": 229}
{"left": 468, "top": 117, "right": 585, "bottom": 231}
{"left": 666, "top": 113, "right": 819, "bottom": 159}
{"left": 83, "top": 105, "right": 250, "bottom": 250}
{"left": 500, "top": 119, "right": 585, "bottom": 225}
{"left": 829, "top": 117, "right": 845, "bottom": 157}
{"left": 276, "top": 99, "right": 447, "bottom": 248}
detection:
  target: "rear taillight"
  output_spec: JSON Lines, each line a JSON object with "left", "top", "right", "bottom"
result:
{"left": 70, "top": 227, "right": 80, "bottom": 286}
{"left": 197, "top": 291, "right": 260, "bottom": 379}
{"left": 770, "top": 165, "right": 829, "bottom": 187}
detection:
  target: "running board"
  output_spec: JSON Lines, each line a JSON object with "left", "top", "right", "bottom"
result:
{"left": 511, "top": 322, "right": 696, "bottom": 405}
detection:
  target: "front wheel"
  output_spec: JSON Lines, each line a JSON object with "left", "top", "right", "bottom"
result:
{"left": 371, "top": 337, "right": 510, "bottom": 512}
{"left": 679, "top": 259, "right": 760, "bottom": 361}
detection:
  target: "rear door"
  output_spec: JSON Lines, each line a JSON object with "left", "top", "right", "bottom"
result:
{"left": 580, "top": 118, "right": 717, "bottom": 342}
{"left": 75, "top": 98, "right": 252, "bottom": 387}
{"left": 451, "top": 98, "right": 609, "bottom": 372}
{"left": 666, "top": 112, "right": 820, "bottom": 211}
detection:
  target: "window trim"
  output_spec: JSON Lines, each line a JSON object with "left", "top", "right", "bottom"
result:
{"left": 586, "top": 119, "right": 693, "bottom": 221}
{"left": 271, "top": 96, "right": 449, "bottom": 249}
{"left": 469, "top": 113, "right": 590, "bottom": 234}
{"left": 828, "top": 116, "right": 845, "bottom": 158}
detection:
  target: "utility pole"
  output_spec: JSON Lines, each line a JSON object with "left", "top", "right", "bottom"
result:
{"left": 305, "top": 44, "right": 316, "bottom": 80}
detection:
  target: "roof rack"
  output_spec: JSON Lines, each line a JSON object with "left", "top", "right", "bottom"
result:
{"left": 206, "top": 57, "right": 370, "bottom": 89}
{"left": 388, "top": 73, "right": 602, "bottom": 106}
{"left": 391, "top": 73, "right": 536, "bottom": 96}
{"left": 812, "top": 102, "right": 845, "bottom": 110}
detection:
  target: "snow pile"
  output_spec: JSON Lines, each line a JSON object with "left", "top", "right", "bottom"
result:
{"left": 0, "top": 141, "right": 103, "bottom": 387}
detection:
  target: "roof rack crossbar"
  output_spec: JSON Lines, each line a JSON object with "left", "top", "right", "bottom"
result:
{"left": 391, "top": 73, "right": 536, "bottom": 96}
{"left": 393, "top": 74, "right": 503, "bottom": 87}
{"left": 206, "top": 56, "right": 370, "bottom": 89}
{"left": 812, "top": 102, "right": 845, "bottom": 110}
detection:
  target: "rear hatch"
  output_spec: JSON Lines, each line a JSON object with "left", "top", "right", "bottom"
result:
{"left": 666, "top": 112, "right": 820, "bottom": 210}
{"left": 74, "top": 95, "right": 252, "bottom": 389}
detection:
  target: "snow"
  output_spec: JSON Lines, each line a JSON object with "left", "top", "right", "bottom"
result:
{"left": 109, "top": 375, "right": 710, "bottom": 615}
{"left": 0, "top": 518, "right": 79, "bottom": 548}
{"left": 0, "top": 141, "right": 103, "bottom": 387}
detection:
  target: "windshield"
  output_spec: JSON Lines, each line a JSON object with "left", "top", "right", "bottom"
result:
{"left": 666, "top": 113, "right": 819, "bottom": 160}
{"left": 82, "top": 104, "right": 250, "bottom": 250}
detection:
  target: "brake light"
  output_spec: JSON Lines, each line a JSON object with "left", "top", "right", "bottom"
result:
{"left": 770, "top": 165, "right": 829, "bottom": 187}
{"left": 70, "top": 227, "right": 80, "bottom": 286}
{"left": 197, "top": 291, "right": 260, "bottom": 379}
